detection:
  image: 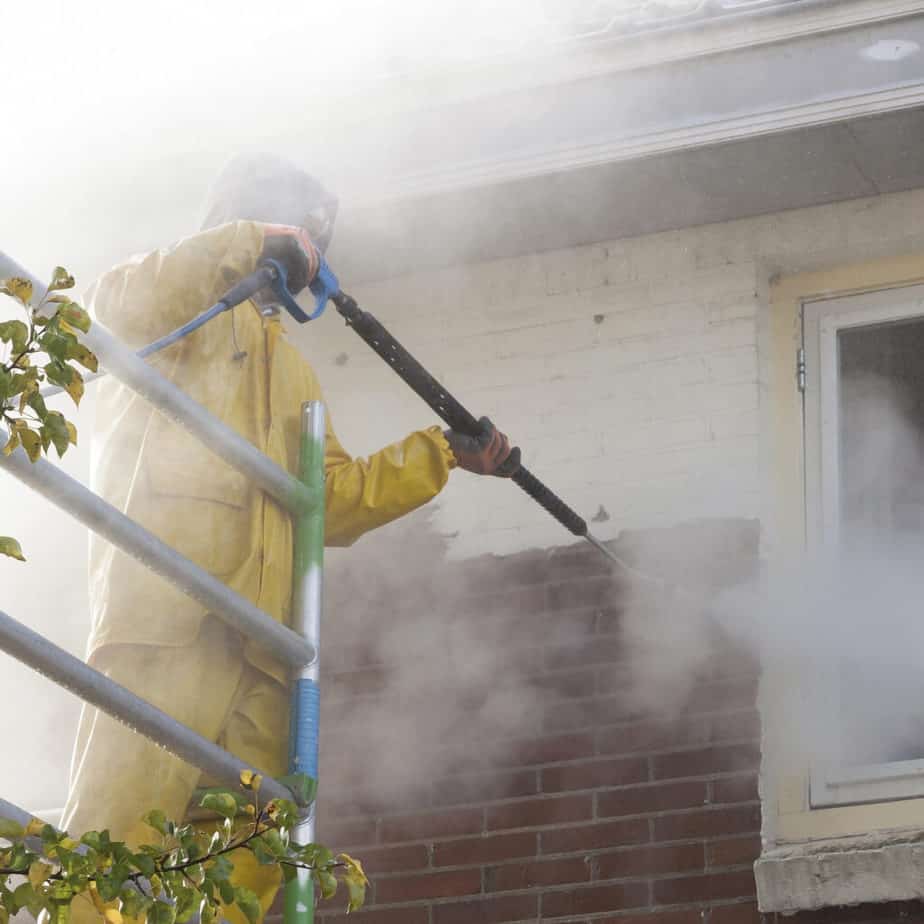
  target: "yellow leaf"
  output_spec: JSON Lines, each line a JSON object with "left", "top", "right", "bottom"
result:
{"left": 17, "top": 377, "right": 39, "bottom": 413}
{"left": 88, "top": 882, "right": 107, "bottom": 913}
{"left": 104, "top": 908, "right": 122, "bottom": 924}
{"left": 67, "top": 342, "right": 99, "bottom": 373}
{"left": 239, "top": 770, "right": 262, "bottom": 791}
{"left": 2, "top": 432, "right": 19, "bottom": 456}
{"left": 0, "top": 277, "right": 33, "bottom": 306}
{"left": 65, "top": 421, "right": 77, "bottom": 446}
{"left": 338, "top": 854, "right": 368, "bottom": 913}
{"left": 28, "top": 860, "right": 52, "bottom": 889}
{"left": 13, "top": 354, "right": 30, "bottom": 369}
{"left": 25, "top": 818, "right": 45, "bottom": 837}
{"left": 58, "top": 302, "right": 91, "bottom": 333}
{"left": 0, "top": 537, "right": 25, "bottom": 562}
{"left": 338, "top": 854, "right": 368, "bottom": 884}
{"left": 64, "top": 368, "right": 84, "bottom": 407}
{"left": 19, "top": 428, "right": 41, "bottom": 462}
{"left": 48, "top": 267, "right": 75, "bottom": 292}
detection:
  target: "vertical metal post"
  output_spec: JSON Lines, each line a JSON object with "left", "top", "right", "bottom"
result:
{"left": 284, "top": 401, "right": 325, "bottom": 924}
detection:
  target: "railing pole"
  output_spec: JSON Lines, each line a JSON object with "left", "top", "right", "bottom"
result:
{"left": 0, "top": 611, "right": 296, "bottom": 803}
{"left": 285, "top": 401, "right": 326, "bottom": 924}
{"left": 0, "top": 427, "right": 316, "bottom": 670}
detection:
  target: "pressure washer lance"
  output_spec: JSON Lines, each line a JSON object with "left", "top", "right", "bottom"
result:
{"left": 37, "top": 250, "right": 674, "bottom": 590}
{"left": 324, "top": 288, "right": 676, "bottom": 588}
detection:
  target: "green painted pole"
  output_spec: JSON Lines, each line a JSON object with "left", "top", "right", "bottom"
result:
{"left": 284, "top": 401, "right": 326, "bottom": 924}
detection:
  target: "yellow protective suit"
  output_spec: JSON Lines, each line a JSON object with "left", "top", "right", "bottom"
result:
{"left": 62, "top": 221, "right": 455, "bottom": 923}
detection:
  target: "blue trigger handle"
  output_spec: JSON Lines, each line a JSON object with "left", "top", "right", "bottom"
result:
{"left": 260, "top": 255, "right": 340, "bottom": 324}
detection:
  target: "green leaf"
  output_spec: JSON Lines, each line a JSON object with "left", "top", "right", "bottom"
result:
{"left": 43, "top": 361, "right": 72, "bottom": 387}
{"left": 39, "top": 824, "right": 60, "bottom": 846}
{"left": 199, "top": 899, "right": 218, "bottom": 924}
{"left": 0, "top": 321, "right": 29, "bottom": 354}
{"left": 217, "top": 878, "right": 234, "bottom": 906}
{"left": 232, "top": 886, "right": 261, "bottom": 924}
{"left": 57, "top": 302, "right": 91, "bottom": 334}
{"left": 174, "top": 883, "right": 201, "bottom": 923}
{"left": 11, "top": 883, "right": 35, "bottom": 912}
{"left": 25, "top": 390, "right": 47, "bottom": 420}
{"left": 0, "top": 278, "right": 33, "bottom": 306}
{"left": 316, "top": 869, "right": 337, "bottom": 901}
{"left": 265, "top": 798, "right": 300, "bottom": 831}
{"left": 260, "top": 829, "right": 286, "bottom": 858}
{"left": 204, "top": 854, "right": 234, "bottom": 884}
{"left": 142, "top": 809, "right": 168, "bottom": 837}
{"left": 79, "top": 830, "right": 107, "bottom": 852}
{"left": 129, "top": 852, "right": 155, "bottom": 878}
{"left": 248, "top": 838, "right": 276, "bottom": 867}
{"left": 42, "top": 411, "right": 70, "bottom": 457}
{"left": 48, "top": 268, "right": 75, "bottom": 292}
{"left": 120, "top": 886, "right": 150, "bottom": 921}
{"left": 198, "top": 792, "right": 239, "bottom": 821}
{"left": 0, "top": 538, "right": 25, "bottom": 562}
{"left": 297, "top": 843, "right": 332, "bottom": 868}
{"left": 279, "top": 774, "right": 317, "bottom": 806}
{"left": 0, "top": 819, "right": 23, "bottom": 841}
{"left": 38, "top": 330, "right": 73, "bottom": 363}
{"left": 9, "top": 367, "right": 39, "bottom": 398}
{"left": 148, "top": 900, "right": 177, "bottom": 924}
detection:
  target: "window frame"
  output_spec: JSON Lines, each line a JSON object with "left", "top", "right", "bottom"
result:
{"left": 802, "top": 282, "right": 924, "bottom": 808}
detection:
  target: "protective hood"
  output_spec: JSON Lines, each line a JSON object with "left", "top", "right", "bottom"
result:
{"left": 200, "top": 153, "right": 338, "bottom": 253}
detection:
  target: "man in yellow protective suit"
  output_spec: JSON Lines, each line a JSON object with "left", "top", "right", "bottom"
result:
{"left": 61, "top": 154, "right": 513, "bottom": 923}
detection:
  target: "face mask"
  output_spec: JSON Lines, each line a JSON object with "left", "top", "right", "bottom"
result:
{"left": 301, "top": 200, "right": 338, "bottom": 254}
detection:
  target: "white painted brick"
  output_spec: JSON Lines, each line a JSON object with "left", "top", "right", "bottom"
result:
{"left": 648, "top": 262, "right": 757, "bottom": 307}
{"left": 603, "top": 416, "right": 708, "bottom": 455}
{"left": 706, "top": 295, "right": 758, "bottom": 325}
{"left": 706, "top": 346, "right": 758, "bottom": 384}
{"left": 626, "top": 229, "right": 699, "bottom": 282}
{"left": 320, "top": 188, "right": 924, "bottom": 559}
{"left": 596, "top": 300, "right": 706, "bottom": 343}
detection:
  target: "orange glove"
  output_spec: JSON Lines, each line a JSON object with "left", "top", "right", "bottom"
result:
{"left": 261, "top": 224, "right": 320, "bottom": 293}
{"left": 445, "top": 417, "right": 518, "bottom": 477}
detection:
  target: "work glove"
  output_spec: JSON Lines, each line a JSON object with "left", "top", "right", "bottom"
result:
{"left": 445, "top": 417, "right": 520, "bottom": 477}
{"left": 261, "top": 224, "right": 321, "bottom": 294}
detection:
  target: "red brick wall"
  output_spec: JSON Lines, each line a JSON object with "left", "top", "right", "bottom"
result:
{"left": 301, "top": 522, "right": 750, "bottom": 922}
{"left": 298, "top": 522, "right": 924, "bottom": 924}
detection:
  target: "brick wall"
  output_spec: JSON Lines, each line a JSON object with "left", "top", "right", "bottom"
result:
{"left": 289, "top": 519, "right": 924, "bottom": 924}
{"left": 306, "top": 520, "right": 767, "bottom": 923}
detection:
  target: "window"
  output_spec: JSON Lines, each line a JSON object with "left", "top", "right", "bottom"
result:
{"left": 803, "top": 284, "right": 924, "bottom": 807}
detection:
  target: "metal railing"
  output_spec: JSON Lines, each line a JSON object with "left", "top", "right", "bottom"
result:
{"left": 0, "top": 252, "right": 325, "bottom": 923}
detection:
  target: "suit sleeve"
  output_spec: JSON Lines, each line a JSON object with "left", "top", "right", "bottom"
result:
{"left": 321, "top": 405, "right": 457, "bottom": 547}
